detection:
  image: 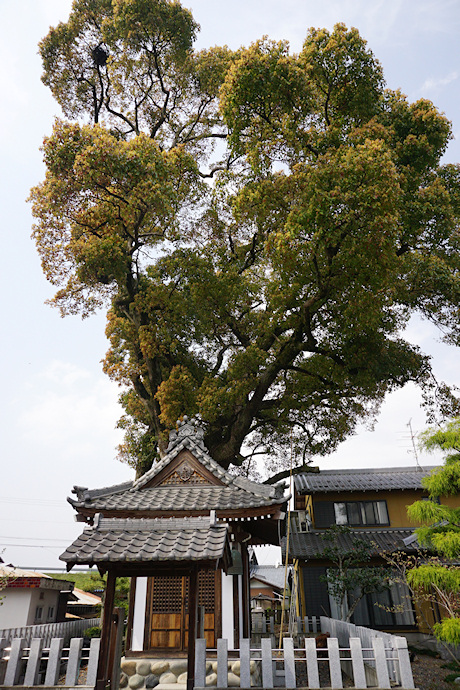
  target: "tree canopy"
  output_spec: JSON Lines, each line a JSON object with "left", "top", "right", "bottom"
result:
{"left": 30, "top": 0, "right": 460, "bottom": 476}
{"left": 406, "top": 419, "right": 460, "bottom": 645}
{"left": 319, "top": 525, "right": 389, "bottom": 622}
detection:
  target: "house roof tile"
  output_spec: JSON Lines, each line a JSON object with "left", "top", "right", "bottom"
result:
{"left": 60, "top": 516, "right": 229, "bottom": 565}
{"left": 282, "top": 528, "right": 419, "bottom": 559}
{"left": 250, "top": 565, "right": 286, "bottom": 590}
{"left": 294, "top": 466, "right": 436, "bottom": 494}
{"left": 69, "top": 485, "right": 283, "bottom": 512}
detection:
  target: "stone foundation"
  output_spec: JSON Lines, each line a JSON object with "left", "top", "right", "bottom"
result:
{"left": 120, "top": 657, "right": 259, "bottom": 688}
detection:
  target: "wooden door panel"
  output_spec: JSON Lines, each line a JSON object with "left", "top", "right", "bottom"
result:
{"left": 148, "top": 571, "right": 219, "bottom": 651}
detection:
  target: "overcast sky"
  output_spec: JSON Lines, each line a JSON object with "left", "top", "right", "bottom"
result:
{"left": 1, "top": 0, "right": 459, "bottom": 570}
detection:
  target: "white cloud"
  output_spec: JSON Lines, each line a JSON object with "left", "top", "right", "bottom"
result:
{"left": 421, "top": 71, "right": 459, "bottom": 94}
{"left": 19, "top": 361, "right": 122, "bottom": 447}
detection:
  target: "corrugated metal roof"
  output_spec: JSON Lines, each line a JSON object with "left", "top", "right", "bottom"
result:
{"left": 60, "top": 517, "right": 229, "bottom": 565}
{"left": 69, "top": 485, "right": 282, "bottom": 512}
{"left": 294, "top": 466, "right": 436, "bottom": 494}
{"left": 282, "top": 528, "right": 419, "bottom": 559}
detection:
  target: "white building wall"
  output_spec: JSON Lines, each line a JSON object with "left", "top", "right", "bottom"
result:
{"left": 0, "top": 589, "right": 33, "bottom": 627}
{"left": 221, "top": 573, "right": 234, "bottom": 650}
{"left": 26, "top": 589, "right": 61, "bottom": 626}
{"left": 131, "top": 578, "right": 147, "bottom": 651}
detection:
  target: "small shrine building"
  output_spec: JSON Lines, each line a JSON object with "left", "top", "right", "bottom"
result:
{"left": 60, "top": 418, "right": 287, "bottom": 688}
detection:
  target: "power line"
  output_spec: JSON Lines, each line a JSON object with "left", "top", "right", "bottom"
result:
{"left": 0, "top": 496, "right": 67, "bottom": 508}
{"left": 0, "top": 544, "right": 66, "bottom": 549}
{"left": 0, "top": 518, "right": 74, "bottom": 525}
{"left": 0, "top": 535, "right": 71, "bottom": 543}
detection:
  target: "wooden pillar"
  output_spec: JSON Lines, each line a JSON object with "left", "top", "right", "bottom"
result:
{"left": 96, "top": 568, "right": 117, "bottom": 690}
{"left": 186, "top": 566, "right": 198, "bottom": 690}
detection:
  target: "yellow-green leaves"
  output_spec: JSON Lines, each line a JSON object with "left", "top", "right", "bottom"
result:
{"left": 30, "top": 120, "right": 201, "bottom": 315}
{"left": 300, "top": 24, "right": 384, "bottom": 128}
{"left": 32, "top": 10, "right": 460, "bottom": 473}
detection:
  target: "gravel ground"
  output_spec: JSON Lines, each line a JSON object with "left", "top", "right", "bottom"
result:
{"left": 293, "top": 650, "right": 460, "bottom": 689}
{"left": 411, "top": 652, "right": 459, "bottom": 690}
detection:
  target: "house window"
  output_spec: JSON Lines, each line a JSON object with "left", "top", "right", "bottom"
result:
{"left": 334, "top": 500, "right": 389, "bottom": 526}
{"left": 47, "top": 606, "right": 54, "bottom": 620}
{"left": 35, "top": 606, "right": 43, "bottom": 622}
{"left": 314, "top": 500, "right": 390, "bottom": 528}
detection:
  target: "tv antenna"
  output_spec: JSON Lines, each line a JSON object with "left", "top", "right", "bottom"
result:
{"left": 407, "top": 418, "right": 421, "bottom": 470}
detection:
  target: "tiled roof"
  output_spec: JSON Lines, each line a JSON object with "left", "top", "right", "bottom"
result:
{"left": 60, "top": 516, "right": 229, "bottom": 565}
{"left": 69, "top": 418, "right": 285, "bottom": 514}
{"left": 250, "top": 565, "right": 286, "bottom": 590}
{"left": 69, "top": 485, "right": 283, "bottom": 512}
{"left": 282, "top": 528, "right": 419, "bottom": 559}
{"left": 294, "top": 466, "right": 436, "bottom": 494}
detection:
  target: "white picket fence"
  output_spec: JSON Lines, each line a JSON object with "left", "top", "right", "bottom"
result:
{"left": 0, "top": 637, "right": 100, "bottom": 687}
{"left": 0, "top": 619, "right": 100, "bottom": 648}
{"left": 195, "top": 635, "right": 415, "bottom": 689}
{"left": 293, "top": 616, "right": 321, "bottom": 635}
{"left": 320, "top": 616, "right": 411, "bottom": 686}
{"left": 251, "top": 614, "right": 321, "bottom": 635}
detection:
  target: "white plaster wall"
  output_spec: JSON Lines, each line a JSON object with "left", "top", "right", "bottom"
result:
{"left": 26, "top": 589, "right": 61, "bottom": 626}
{"left": 131, "top": 578, "right": 147, "bottom": 651}
{"left": 221, "top": 573, "right": 234, "bottom": 650}
{"left": 0, "top": 589, "right": 33, "bottom": 628}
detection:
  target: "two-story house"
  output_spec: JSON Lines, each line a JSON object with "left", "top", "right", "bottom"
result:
{"left": 283, "top": 465, "right": 458, "bottom": 635}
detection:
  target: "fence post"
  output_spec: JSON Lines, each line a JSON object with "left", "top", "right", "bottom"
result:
{"left": 4, "top": 638, "right": 26, "bottom": 686}
{"left": 24, "top": 638, "right": 44, "bottom": 686}
{"left": 239, "top": 638, "right": 251, "bottom": 689}
{"left": 327, "top": 637, "right": 343, "bottom": 689}
{"left": 304, "top": 638, "right": 320, "bottom": 689}
{"left": 395, "top": 636, "right": 415, "bottom": 689}
{"left": 283, "top": 637, "right": 296, "bottom": 689}
{"left": 66, "top": 637, "right": 84, "bottom": 686}
{"left": 87, "top": 638, "right": 102, "bottom": 688}
{"left": 261, "top": 637, "right": 274, "bottom": 689}
{"left": 217, "top": 638, "right": 228, "bottom": 688}
{"left": 349, "top": 638, "right": 366, "bottom": 690}
{"left": 372, "top": 637, "right": 391, "bottom": 689}
{"left": 44, "top": 638, "right": 64, "bottom": 686}
{"left": 194, "top": 638, "right": 207, "bottom": 688}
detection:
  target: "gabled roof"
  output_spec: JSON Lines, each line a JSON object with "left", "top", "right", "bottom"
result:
{"left": 294, "top": 466, "right": 436, "bottom": 494}
{"left": 69, "top": 418, "right": 285, "bottom": 516}
{"left": 70, "top": 485, "right": 283, "bottom": 512}
{"left": 132, "top": 417, "right": 231, "bottom": 489}
{"left": 60, "top": 516, "right": 230, "bottom": 567}
{"left": 250, "top": 565, "right": 286, "bottom": 590}
{"left": 0, "top": 566, "right": 74, "bottom": 591}
{"left": 283, "top": 528, "right": 421, "bottom": 560}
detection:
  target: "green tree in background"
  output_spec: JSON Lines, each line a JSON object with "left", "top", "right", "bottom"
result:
{"left": 406, "top": 419, "right": 460, "bottom": 645}
{"left": 319, "top": 525, "right": 389, "bottom": 622}
{"left": 30, "top": 0, "right": 460, "bottom": 477}
{"left": 53, "top": 571, "right": 130, "bottom": 617}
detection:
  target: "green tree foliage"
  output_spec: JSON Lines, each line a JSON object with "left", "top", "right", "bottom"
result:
{"left": 52, "top": 571, "right": 130, "bottom": 616}
{"left": 30, "top": 2, "right": 460, "bottom": 476}
{"left": 319, "top": 525, "right": 389, "bottom": 622}
{"left": 406, "top": 419, "right": 460, "bottom": 645}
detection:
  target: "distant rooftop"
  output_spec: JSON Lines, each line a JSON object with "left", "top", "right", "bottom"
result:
{"left": 250, "top": 564, "right": 286, "bottom": 590}
{"left": 294, "top": 466, "right": 437, "bottom": 494}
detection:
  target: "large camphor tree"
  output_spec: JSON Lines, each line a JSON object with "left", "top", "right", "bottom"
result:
{"left": 30, "top": 0, "right": 460, "bottom": 477}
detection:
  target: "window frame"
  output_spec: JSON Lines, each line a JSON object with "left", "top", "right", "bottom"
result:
{"left": 334, "top": 500, "right": 390, "bottom": 527}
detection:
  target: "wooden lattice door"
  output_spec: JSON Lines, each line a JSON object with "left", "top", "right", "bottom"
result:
{"left": 148, "top": 571, "right": 219, "bottom": 651}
